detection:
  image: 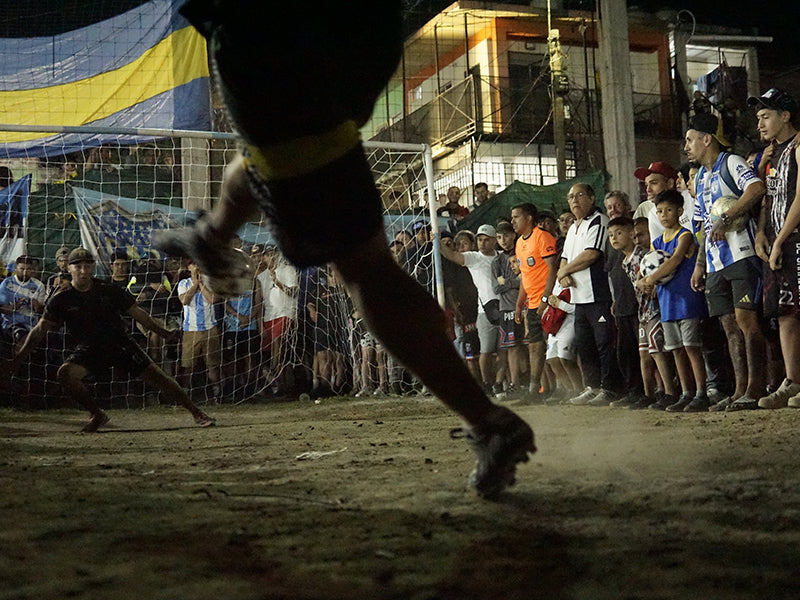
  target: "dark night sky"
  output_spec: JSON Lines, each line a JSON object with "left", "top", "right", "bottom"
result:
{"left": 0, "top": 0, "right": 795, "bottom": 70}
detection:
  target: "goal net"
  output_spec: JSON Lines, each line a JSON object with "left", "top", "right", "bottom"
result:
{"left": 0, "top": 125, "right": 440, "bottom": 409}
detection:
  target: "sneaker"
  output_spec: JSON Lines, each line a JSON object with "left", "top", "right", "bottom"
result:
{"left": 450, "top": 406, "right": 536, "bottom": 500}
{"left": 493, "top": 382, "right": 507, "bottom": 400}
{"left": 372, "top": 384, "right": 389, "bottom": 397}
{"left": 666, "top": 393, "right": 694, "bottom": 412}
{"left": 788, "top": 393, "right": 800, "bottom": 408}
{"left": 194, "top": 411, "right": 216, "bottom": 427}
{"left": 588, "top": 390, "right": 617, "bottom": 406}
{"left": 758, "top": 378, "right": 800, "bottom": 409}
{"left": 609, "top": 390, "right": 640, "bottom": 408}
{"left": 512, "top": 389, "right": 544, "bottom": 406}
{"left": 726, "top": 395, "right": 759, "bottom": 411}
{"left": 628, "top": 395, "right": 653, "bottom": 410}
{"left": 709, "top": 396, "right": 732, "bottom": 412}
{"left": 683, "top": 392, "right": 710, "bottom": 413}
{"left": 354, "top": 387, "right": 375, "bottom": 398}
{"left": 649, "top": 394, "right": 675, "bottom": 411}
{"left": 81, "top": 410, "right": 110, "bottom": 433}
{"left": 707, "top": 387, "right": 726, "bottom": 406}
{"left": 568, "top": 387, "right": 600, "bottom": 406}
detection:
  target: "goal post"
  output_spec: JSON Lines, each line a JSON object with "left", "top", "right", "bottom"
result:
{"left": 0, "top": 124, "right": 443, "bottom": 407}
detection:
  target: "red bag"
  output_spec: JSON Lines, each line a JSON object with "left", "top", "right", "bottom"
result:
{"left": 540, "top": 289, "right": 571, "bottom": 336}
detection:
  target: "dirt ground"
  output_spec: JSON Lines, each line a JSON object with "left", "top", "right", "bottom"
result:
{"left": 2, "top": 396, "right": 800, "bottom": 600}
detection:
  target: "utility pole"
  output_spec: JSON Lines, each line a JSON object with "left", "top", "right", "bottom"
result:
{"left": 547, "top": 0, "right": 569, "bottom": 182}
{"left": 597, "top": 0, "right": 637, "bottom": 203}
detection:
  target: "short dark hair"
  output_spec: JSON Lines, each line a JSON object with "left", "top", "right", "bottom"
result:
{"left": 654, "top": 189, "right": 684, "bottom": 208}
{"left": 511, "top": 202, "right": 537, "bottom": 219}
{"left": 15, "top": 255, "right": 38, "bottom": 266}
{"left": 633, "top": 216, "right": 649, "bottom": 228}
{"left": 475, "top": 182, "right": 488, "bottom": 191}
{"left": 496, "top": 221, "right": 515, "bottom": 235}
{"left": 608, "top": 216, "right": 635, "bottom": 229}
{"left": 111, "top": 250, "right": 129, "bottom": 262}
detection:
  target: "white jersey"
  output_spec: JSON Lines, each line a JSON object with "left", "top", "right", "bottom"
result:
{"left": 178, "top": 277, "right": 221, "bottom": 331}
{"left": 561, "top": 208, "right": 611, "bottom": 304}
{"left": 462, "top": 250, "right": 499, "bottom": 312}
{"left": 693, "top": 152, "right": 761, "bottom": 273}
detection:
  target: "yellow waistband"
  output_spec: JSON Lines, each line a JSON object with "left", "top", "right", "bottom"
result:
{"left": 242, "top": 120, "right": 361, "bottom": 181}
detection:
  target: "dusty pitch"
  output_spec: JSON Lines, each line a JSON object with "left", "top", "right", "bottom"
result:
{"left": 2, "top": 397, "right": 800, "bottom": 599}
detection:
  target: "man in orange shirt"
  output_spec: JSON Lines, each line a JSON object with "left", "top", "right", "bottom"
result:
{"left": 511, "top": 203, "right": 559, "bottom": 402}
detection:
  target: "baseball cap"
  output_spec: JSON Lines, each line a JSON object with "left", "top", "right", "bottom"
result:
{"left": 634, "top": 161, "right": 678, "bottom": 182}
{"left": 68, "top": 247, "right": 95, "bottom": 264}
{"left": 412, "top": 219, "right": 430, "bottom": 231}
{"left": 55, "top": 246, "right": 71, "bottom": 259}
{"left": 689, "top": 113, "right": 732, "bottom": 148}
{"left": 747, "top": 88, "right": 798, "bottom": 114}
{"left": 476, "top": 224, "right": 497, "bottom": 238}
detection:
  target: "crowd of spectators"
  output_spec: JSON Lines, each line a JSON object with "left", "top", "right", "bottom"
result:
{"left": 4, "top": 87, "right": 800, "bottom": 414}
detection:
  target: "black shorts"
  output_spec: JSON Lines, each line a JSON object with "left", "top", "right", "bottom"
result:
{"left": 499, "top": 310, "right": 525, "bottom": 349}
{"left": 66, "top": 338, "right": 153, "bottom": 379}
{"left": 705, "top": 256, "right": 763, "bottom": 317}
{"left": 181, "top": 1, "right": 403, "bottom": 267}
{"left": 763, "top": 232, "right": 800, "bottom": 318}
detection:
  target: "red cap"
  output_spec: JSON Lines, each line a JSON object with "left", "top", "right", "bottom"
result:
{"left": 634, "top": 161, "right": 678, "bottom": 182}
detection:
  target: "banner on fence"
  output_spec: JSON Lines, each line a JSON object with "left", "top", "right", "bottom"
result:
{"left": 0, "top": 0, "right": 211, "bottom": 159}
{"left": 0, "top": 174, "right": 31, "bottom": 273}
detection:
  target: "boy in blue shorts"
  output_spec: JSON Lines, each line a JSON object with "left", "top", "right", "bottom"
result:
{"left": 641, "top": 190, "right": 709, "bottom": 412}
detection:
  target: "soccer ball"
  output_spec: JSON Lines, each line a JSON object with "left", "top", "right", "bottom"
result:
{"left": 200, "top": 248, "right": 254, "bottom": 298}
{"left": 710, "top": 195, "right": 747, "bottom": 232}
{"left": 640, "top": 249, "right": 674, "bottom": 284}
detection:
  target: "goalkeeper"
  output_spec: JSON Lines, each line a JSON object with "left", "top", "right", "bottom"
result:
{"left": 154, "top": 0, "right": 535, "bottom": 499}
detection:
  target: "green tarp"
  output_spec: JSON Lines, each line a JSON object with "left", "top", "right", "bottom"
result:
{"left": 457, "top": 170, "right": 608, "bottom": 231}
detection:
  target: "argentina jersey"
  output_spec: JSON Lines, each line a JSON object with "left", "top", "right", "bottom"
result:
{"left": 0, "top": 275, "right": 45, "bottom": 330}
{"left": 693, "top": 152, "right": 760, "bottom": 273}
{"left": 178, "top": 277, "right": 223, "bottom": 331}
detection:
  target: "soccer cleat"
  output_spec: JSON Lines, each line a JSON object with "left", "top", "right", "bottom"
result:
{"left": 152, "top": 221, "right": 229, "bottom": 279}
{"left": 194, "top": 412, "right": 216, "bottom": 427}
{"left": 81, "top": 410, "right": 110, "bottom": 433}
{"left": 450, "top": 405, "right": 536, "bottom": 500}
{"left": 758, "top": 379, "right": 800, "bottom": 409}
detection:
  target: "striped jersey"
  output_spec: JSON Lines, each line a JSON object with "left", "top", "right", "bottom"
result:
{"left": 177, "top": 277, "right": 222, "bottom": 331}
{"left": 0, "top": 275, "right": 46, "bottom": 330}
{"left": 764, "top": 137, "right": 799, "bottom": 242}
{"left": 693, "top": 152, "right": 761, "bottom": 272}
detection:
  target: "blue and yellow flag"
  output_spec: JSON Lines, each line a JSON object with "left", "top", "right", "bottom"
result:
{"left": 0, "top": 0, "right": 210, "bottom": 158}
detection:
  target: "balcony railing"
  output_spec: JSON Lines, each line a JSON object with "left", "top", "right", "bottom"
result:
{"left": 369, "top": 74, "right": 685, "bottom": 149}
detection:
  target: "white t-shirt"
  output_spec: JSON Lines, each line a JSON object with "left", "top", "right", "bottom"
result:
{"left": 647, "top": 190, "right": 697, "bottom": 241}
{"left": 257, "top": 263, "right": 299, "bottom": 321}
{"left": 561, "top": 209, "right": 610, "bottom": 304}
{"left": 462, "top": 250, "right": 499, "bottom": 312}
